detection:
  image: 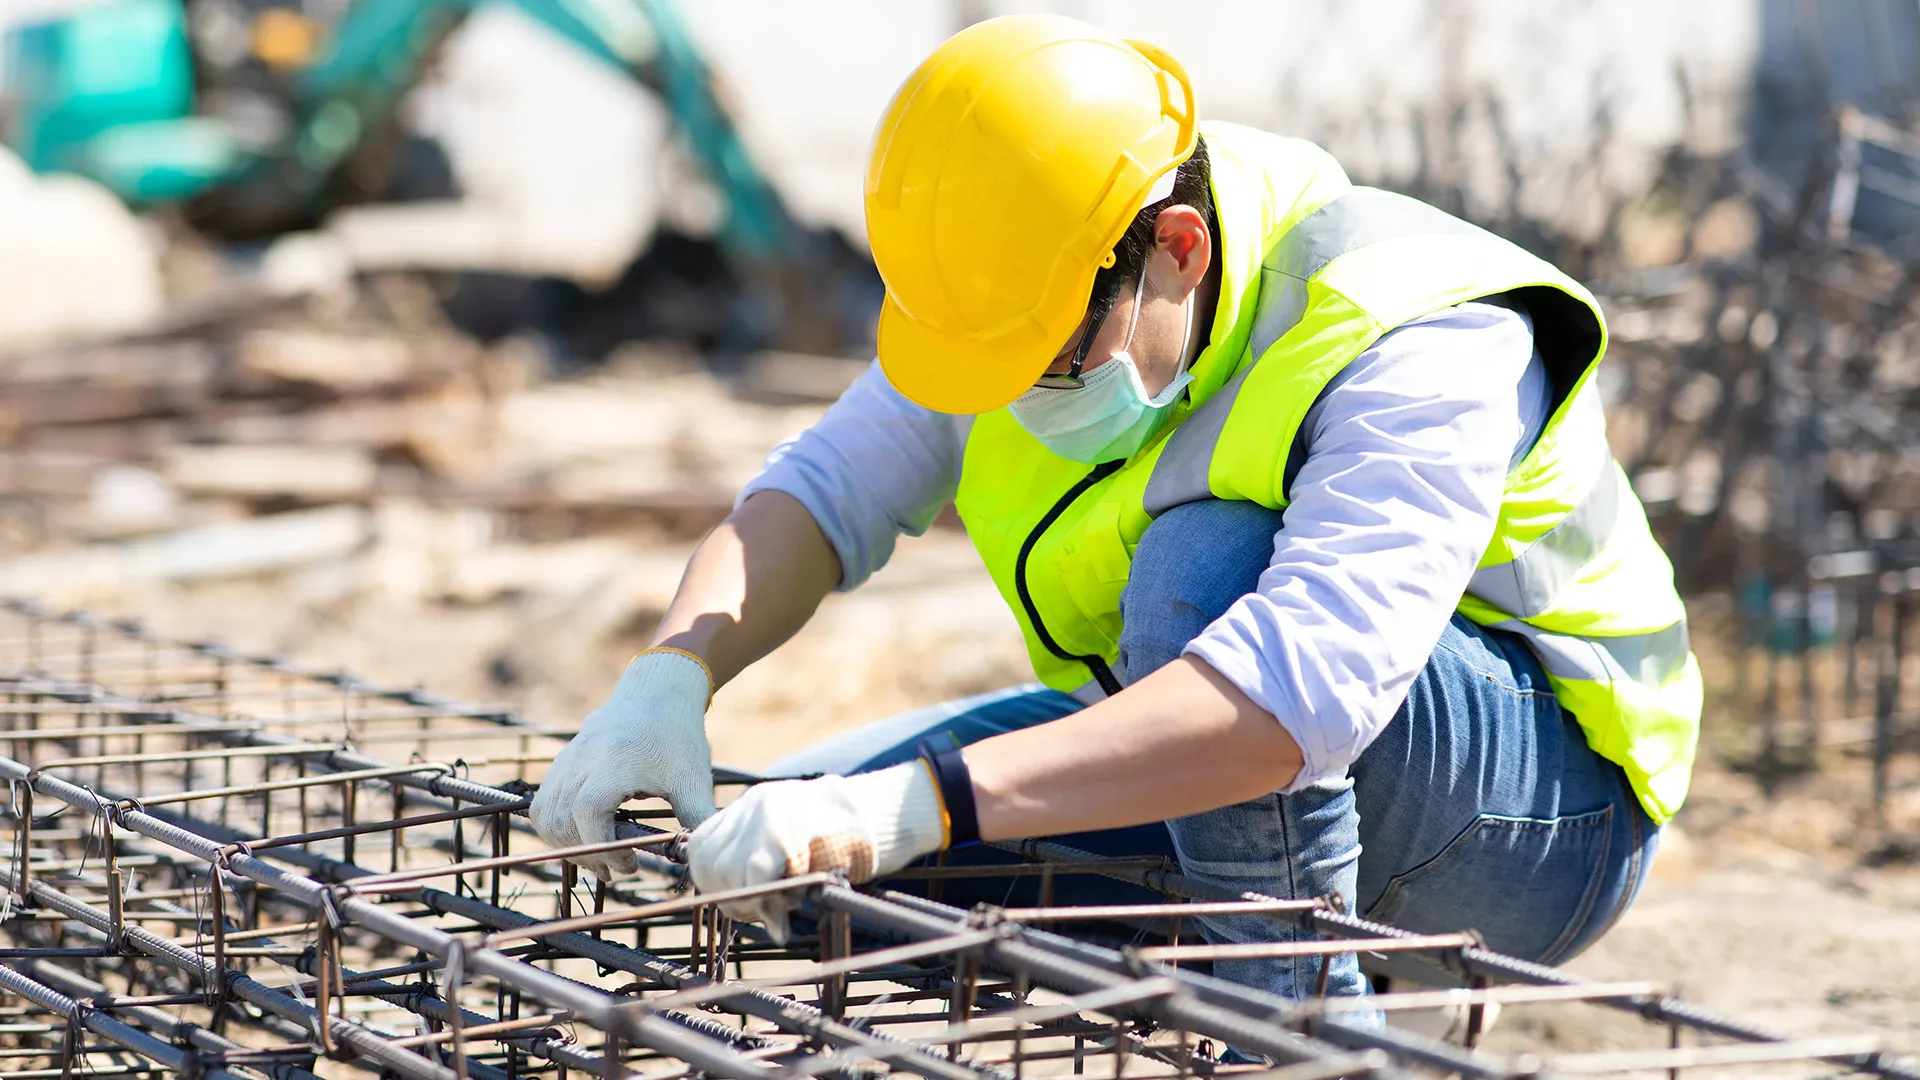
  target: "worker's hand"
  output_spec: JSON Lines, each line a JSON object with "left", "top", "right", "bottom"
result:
{"left": 531, "top": 648, "right": 717, "bottom": 880}
{"left": 686, "top": 764, "right": 945, "bottom": 943}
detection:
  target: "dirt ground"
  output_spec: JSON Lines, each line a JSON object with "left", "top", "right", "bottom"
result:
{"left": 76, "top": 524, "right": 1920, "bottom": 1067}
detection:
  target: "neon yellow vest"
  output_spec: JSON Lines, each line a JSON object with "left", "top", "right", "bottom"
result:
{"left": 952, "top": 123, "right": 1701, "bottom": 823}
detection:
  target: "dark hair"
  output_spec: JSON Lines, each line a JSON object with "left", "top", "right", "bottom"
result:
{"left": 1085, "top": 135, "right": 1217, "bottom": 321}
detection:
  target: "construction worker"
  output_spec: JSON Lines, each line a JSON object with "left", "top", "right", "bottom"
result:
{"left": 531, "top": 14, "right": 1700, "bottom": 1017}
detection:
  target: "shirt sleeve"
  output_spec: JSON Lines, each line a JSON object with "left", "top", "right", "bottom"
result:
{"left": 736, "top": 361, "right": 972, "bottom": 590}
{"left": 1181, "top": 301, "right": 1546, "bottom": 790}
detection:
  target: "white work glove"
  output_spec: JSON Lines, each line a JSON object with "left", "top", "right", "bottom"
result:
{"left": 686, "top": 764, "right": 946, "bottom": 943}
{"left": 530, "top": 648, "right": 717, "bottom": 881}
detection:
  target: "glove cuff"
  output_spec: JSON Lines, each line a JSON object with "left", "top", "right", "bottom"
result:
{"left": 606, "top": 648, "right": 714, "bottom": 714}
{"left": 844, "top": 763, "right": 947, "bottom": 879}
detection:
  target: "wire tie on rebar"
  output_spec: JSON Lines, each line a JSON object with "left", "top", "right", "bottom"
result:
{"left": 109, "top": 798, "right": 144, "bottom": 829}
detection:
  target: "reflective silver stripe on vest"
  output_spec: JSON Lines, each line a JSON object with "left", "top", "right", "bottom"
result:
{"left": 1143, "top": 365, "right": 1250, "bottom": 516}
{"left": 1467, "top": 464, "right": 1623, "bottom": 618}
{"left": 1143, "top": 188, "right": 1489, "bottom": 516}
{"left": 1491, "top": 618, "right": 1690, "bottom": 688}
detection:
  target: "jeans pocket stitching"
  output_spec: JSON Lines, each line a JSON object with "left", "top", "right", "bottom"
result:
{"left": 1363, "top": 806, "right": 1614, "bottom": 946}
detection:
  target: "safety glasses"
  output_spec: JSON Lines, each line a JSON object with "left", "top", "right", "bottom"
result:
{"left": 1032, "top": 272, "right": 1143, "bottom": 390}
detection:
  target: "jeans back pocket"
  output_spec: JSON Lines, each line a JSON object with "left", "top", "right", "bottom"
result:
{"left": 1363, "top": 805, "right": 1613, "bottom": 965}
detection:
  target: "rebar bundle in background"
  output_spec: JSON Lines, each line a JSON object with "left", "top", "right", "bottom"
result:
{"left": 1325, "top": 80, "right": 1920, "bottom": 826}
{"left": 0, "top": 599, "right": 1911, "bottom": 1080}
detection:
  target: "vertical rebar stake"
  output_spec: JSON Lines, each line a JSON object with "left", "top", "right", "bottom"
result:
{"left": 102, "top": 808, "right": 123, "bottom": 952}
{"left": 491, "top": 807, "right": 507, "bottom": 909}
{"left": 1668, "top": 1011, "right": 1682, "bottom": 1080}
{"left": 1465, "top": 974, "right": 1489, "bottom": 1049}
{"left": 107, "top": 865, "right": 125, "bottom": 954}
{"left": 16, "top": 783, "right": 33, "bottom": 903}
{"left": 341, "top": 780, "right": 358, "bottom": 868}
{"left": 57, "top": 1010, "right": 77, "bottom": 1080}
{"left": 950, "top": 945, "right": 981, "bottom": 1063}
{"left": 298, "top": 758, "right": 311, "bottom": 836}
{"left": 821, "top": 908, "right": 849, "bottom": 1020}
{"left": 1012, "top": 967, "right": 1029, "bottom": 1080}
{"left": 443, "top": 940, "right": 471, "bottom": 1080}
{"left": 206, "top": 861, "right": 228, "bottom": 1010}
{"left": 1874, "top": 573, "right": 1902, "bottom": 825}
{"left": 453, "top": 799, "right": 468, "bottom": 899}
{"left": 391, "top": 785, "right": 407, "bottom": 875}
{"left": 686, "top": 902, "right": 702, "bottom": 978}
{"left": 600, "top": 1026, "right": 623, "bottom": 1080}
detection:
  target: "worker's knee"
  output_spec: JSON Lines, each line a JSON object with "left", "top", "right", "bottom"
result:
{"left": 1118, "top": 499, "right": 1287, "bottom": 683}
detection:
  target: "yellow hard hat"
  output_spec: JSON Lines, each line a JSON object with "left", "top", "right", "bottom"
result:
{"left": 865, "top": 15, "right": 1198, "bottom": 414}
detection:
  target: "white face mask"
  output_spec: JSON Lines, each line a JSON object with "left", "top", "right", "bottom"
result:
{"left": 1009, "top": 272, "right": 1196, "bottom": 464}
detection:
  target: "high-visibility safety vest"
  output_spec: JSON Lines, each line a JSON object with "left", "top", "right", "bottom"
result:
{"left": 951, "top": 123, "right": 1701, "bottom": 823}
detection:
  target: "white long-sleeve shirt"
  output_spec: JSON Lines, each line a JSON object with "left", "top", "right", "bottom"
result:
{"left": 739, "top": 301, "right": 1549, "bottom": 790}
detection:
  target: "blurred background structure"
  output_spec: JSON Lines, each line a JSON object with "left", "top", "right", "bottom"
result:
{"left": 2, "top": 0, "right": 1920, "bottom": 1060}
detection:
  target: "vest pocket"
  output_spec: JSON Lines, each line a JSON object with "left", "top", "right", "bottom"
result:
{"left": 1056, "top": 500, "right": 1133, "bottom": 651}
{"left": 1362, "top": 805, "right": 1612, "bottom": 966}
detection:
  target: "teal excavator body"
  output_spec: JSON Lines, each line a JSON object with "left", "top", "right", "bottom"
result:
{"left": 1, "top": 0, "right": 793, "bottom": 261}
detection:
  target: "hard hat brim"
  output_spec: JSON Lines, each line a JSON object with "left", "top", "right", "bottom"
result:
{"left": 876, "top": 294, "right": 1066, "bottom": 415}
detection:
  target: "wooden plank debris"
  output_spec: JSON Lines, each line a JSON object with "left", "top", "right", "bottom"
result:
{"left": 0, "top": 505, "right": 371, "bottom": 596}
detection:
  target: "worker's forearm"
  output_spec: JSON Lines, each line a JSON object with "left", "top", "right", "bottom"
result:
{"left": 967, "top": 656, "right": 1304, "bottom": 840}
{"left": 648, "top": 491, "right": 843, "bottom": 688}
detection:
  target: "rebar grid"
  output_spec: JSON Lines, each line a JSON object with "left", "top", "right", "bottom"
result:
{"left": 0, "top": 599, "right": 1910, "bottom": 1080}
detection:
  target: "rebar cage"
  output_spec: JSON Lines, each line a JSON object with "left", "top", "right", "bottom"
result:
{"left": 0, "top": 598, "right": 1910, "bottom": 1080}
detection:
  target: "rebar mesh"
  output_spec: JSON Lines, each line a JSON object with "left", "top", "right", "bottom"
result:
{"left": 0, "top": 598, "right": 1910, "bottom": 1080}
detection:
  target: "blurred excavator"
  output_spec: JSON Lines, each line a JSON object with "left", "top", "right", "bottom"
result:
{"left": 0, "top": 0, "right": 880, "bottom": 357}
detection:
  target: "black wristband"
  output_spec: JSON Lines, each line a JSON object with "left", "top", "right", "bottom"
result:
{"left": 918, "top": 738, "right": 981, "bottom": 848}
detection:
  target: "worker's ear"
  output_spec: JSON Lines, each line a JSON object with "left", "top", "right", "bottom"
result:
{"left": 1150, "top": 205, "right": 1211, "bottom": 299}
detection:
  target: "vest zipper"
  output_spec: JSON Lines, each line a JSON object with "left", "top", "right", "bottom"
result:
{"left": 1014, "top": 460, "right": 1127, "bottom": 697}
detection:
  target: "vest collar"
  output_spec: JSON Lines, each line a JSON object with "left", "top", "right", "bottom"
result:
{"left": 1181, "top": 123, "right": 1354, "bottom": 413}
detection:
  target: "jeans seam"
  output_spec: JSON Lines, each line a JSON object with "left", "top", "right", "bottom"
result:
{"left": 1273, "top": 794, "right": 1306, "bottom": 981}
{"left": 1537, "top": 803, "right": 1613, "bottom": 965}
{"left": 1584, "top": 772, "right": 1652, "bottom": 947}
{"left": 1428, "top": 638, "right": 1548, "bottom": 699}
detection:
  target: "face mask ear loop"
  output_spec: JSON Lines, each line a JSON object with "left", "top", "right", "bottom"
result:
{"left": 1175, "top": 285, "right": 1196, "bottom": 377}
{"left": 1118, "top": 270, "right": 1148, "bottom": 355}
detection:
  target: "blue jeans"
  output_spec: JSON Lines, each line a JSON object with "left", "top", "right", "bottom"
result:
{"left": 770, "top": 499, "right": 1659, "bottom": 1006}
